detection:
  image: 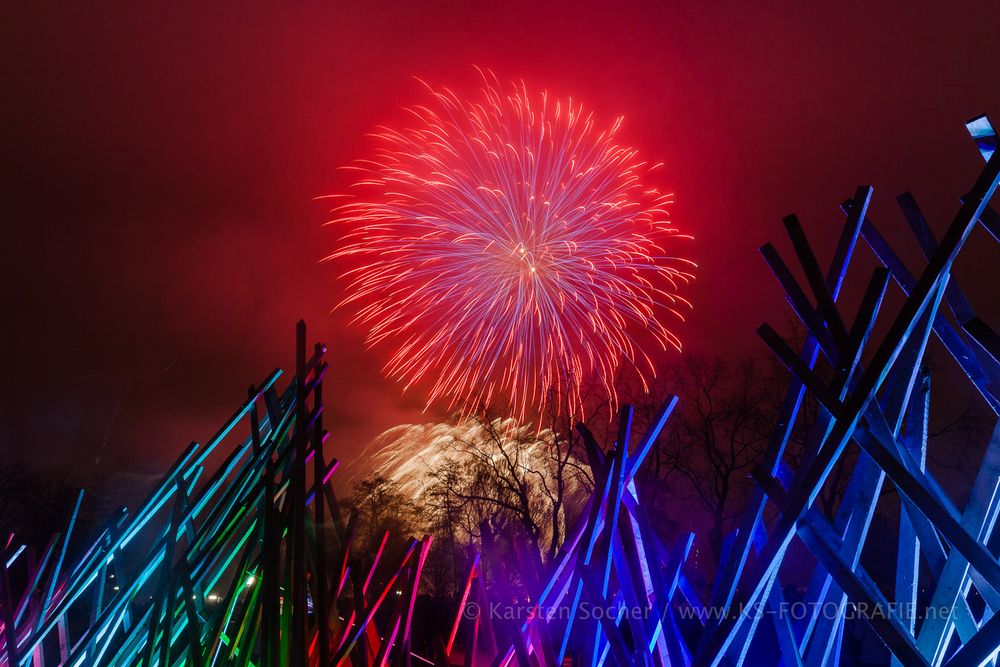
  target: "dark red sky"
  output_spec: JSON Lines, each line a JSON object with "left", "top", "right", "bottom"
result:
{"left": 4, "top": 2, "right": 999, "bottom": 476}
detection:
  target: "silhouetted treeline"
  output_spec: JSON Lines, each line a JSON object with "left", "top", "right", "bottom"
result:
{"left": 0, "top": 465, "right": 110, "bottom": 559}
{"left": 346, "top": 351, "right": 990, "bottom": 607}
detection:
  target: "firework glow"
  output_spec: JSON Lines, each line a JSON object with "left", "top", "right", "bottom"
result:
{"left": 351, "top": 417, "right": 589, "bottom": 550}
{"left": 328, "top": 71, "right": 694, "bottom": 419}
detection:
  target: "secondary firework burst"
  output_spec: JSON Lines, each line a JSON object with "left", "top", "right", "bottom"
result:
{"left": 350, "top": 417, "right": 589, "bottom": 552}
{"left": 327, "top": 70, "right": 694, "bottom": 420}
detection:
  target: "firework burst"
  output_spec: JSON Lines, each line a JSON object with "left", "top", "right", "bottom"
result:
{"left": 327, "top": 71, "right": 694, "bottom": 420}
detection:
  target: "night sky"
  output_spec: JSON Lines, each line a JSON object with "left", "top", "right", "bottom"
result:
{"left": 5, "top": 2, "right": 1000, "bottom": 478}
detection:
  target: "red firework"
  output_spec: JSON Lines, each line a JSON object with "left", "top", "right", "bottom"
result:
{"left": 327, "top": 71, "right": 694, "bottom": 420}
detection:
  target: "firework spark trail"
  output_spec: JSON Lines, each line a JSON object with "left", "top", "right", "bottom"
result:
{"left": 327, "top": 70, "right": 694, "bottom": 420}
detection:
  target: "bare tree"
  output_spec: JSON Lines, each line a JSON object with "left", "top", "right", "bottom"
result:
{"left": 454, "top": 415, "right": 549, "bottom": 572}
{"left": 416, "top": 408, "right": 592, "bottom": 585}
{"left": 660, "top": 354, "right": 777, "bottom": 560}
{"left": 616, "top": 376, "right": 684, "bottom": 534}
{"left": 345, "top": 473, "right": 419, "bottom": 593}
{"left": 536, "top": 388, "right": 603, "bottom": 561}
